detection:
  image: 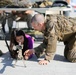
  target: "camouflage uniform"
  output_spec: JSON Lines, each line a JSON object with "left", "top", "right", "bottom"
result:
{"left": 34, "top": 15, "right": 76, "bottom": 62}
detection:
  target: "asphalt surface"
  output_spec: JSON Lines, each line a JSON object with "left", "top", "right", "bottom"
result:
{"left": 0, "top": 40, "right": 76, "bottom": 75}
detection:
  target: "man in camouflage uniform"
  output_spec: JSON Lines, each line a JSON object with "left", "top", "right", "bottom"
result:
{"left": 24, "top": 14, "right": 76, "bottom": 65}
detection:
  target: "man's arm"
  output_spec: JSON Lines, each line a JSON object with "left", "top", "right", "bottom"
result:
{"left": 45, "top": 35, "right": 57, "bottom": 61}
{"left": 34, "top": 41, "right": 47, "bottom": 58}
{"left": 44, "top": 21, "right": 57, "bottom": 61}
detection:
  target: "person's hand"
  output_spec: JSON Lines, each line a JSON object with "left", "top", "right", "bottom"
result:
{"left": 38, "top": 60, "right": 49, "bottom": 65}
{"left": 24, "top": 49, "right": 34, "bottom": 55}
{"left": 24, "top": 49, "right": 34, "bottom": 60}
{"left": 24, "top": 55, "right": 29, "bottom": 60}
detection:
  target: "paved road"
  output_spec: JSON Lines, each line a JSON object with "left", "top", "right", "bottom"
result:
{"left": 0, "top": 40, "right": 76, "bottom": 75}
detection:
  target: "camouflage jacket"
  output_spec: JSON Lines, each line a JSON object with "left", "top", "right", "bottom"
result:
{"left": 34, "top": 14, "right": 76, "bottom": 61}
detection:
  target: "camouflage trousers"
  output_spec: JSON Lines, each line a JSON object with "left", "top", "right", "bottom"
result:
{"left": 64, "top": 33, "right": 76, "bottom": 62}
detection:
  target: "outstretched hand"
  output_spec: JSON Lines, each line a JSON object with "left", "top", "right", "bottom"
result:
{"left": 24, "top": 49, "right": 34, "bottom": 60}
{"left": 24, "top": 50, "right": 49, "bottom": 65}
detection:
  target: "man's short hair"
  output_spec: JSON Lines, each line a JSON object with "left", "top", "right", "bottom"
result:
{"left": 31, "top": 14, "right": 45, "bottom": 24}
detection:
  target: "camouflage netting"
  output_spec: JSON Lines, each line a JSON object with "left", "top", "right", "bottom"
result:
{"left": 0, "top": 0, "right": 14, "bottom": 7}
{"left": 0, "top": 0, "right": 32, "bottom": 8}
{"left": 32, "top": 0, "right": 52, "bottom": 8}
{"left": 0, "top": 0, "right": 53, "bottom": 8}
{"left": 18, "top": 0, "right": 32, "bottom": 8}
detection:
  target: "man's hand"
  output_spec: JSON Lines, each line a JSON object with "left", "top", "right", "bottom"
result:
{"left": 38, "top": 60, "right": 49, "bottom": 65}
